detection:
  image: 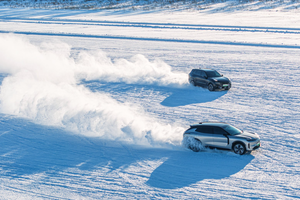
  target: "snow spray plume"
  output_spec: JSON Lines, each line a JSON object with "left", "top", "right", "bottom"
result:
{"left": 0, "top": 34, "right": 184, "bottom": 146}
{"left": 76, "top": 50, "right": 188, "bottom": 87}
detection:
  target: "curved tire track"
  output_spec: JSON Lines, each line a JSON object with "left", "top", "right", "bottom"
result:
{"left": 1, "top": 17, "right": 300, "bottom": 34}
{"left": 1, "top": 30, "right": 300, "bottom": 49}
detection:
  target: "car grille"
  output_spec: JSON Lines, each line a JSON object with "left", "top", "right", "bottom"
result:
{"left": 216, "top": 83, "right": 230, "bottom": 89}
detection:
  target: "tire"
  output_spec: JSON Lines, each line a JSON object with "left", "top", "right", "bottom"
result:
{"left": 232, "top": 143, "right": 246, "bottom": 155}
{"left": 185, "top": 137, "right": 203, "bottom": 152}
{"left": 208, "top": 83, "right": 214, "bottom": 91}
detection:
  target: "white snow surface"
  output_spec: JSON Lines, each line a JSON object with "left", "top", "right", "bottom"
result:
{"left": 0, "top": 5, "right": 300, "bottom": 199}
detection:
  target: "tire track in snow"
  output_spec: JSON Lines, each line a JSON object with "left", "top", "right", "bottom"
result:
{"left": 1, "top": 30, "right": 300, "bottom": 49}
{"left": 1, "top": 17, "right": 300, "bottom": 34}
{"left": 1, "top": 184, "right": 70, "bottom": 199}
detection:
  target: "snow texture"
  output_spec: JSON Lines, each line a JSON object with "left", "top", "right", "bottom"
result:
{"left": 0, "top": 4, "right": 300, "bottom": 199}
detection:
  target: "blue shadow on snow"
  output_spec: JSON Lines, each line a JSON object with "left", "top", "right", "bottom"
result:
{"left": 161, "top": 87, "right": 228, "bottom": 107}
{"left": 0, "top": 115, "right": 139, "bottom": 176}
{"left": 0, "top": 114, "right": 253, "bottom": 189}
{"left": 81, "top": 80, "right": 227, "bottom": 107}
{"left": 146, "top": 150, "right": 254, "bottom": 189}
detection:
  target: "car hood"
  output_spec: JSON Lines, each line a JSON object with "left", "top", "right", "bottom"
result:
{"left": 236, "top": 131, "right": 260, "bottom": 139}
{"left": 210, "top": 77, "right": 230, "bottom": 83}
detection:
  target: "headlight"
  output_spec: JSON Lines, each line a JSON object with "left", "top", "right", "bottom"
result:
{"left": 212, "top": 78, "right": 218, "bottom": 82}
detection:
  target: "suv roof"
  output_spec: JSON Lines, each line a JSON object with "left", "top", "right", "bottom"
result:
{"left": 200, "top": 69, "right": 216, "bottom": 72}
{"left": 192, "top": 68, "right": 215, "bottom": 71}
{"left": 190, "top": 122, "right": 228, "bottom": 128}
{"left": 192, "top": 68, "right": 216, "bottom": 71}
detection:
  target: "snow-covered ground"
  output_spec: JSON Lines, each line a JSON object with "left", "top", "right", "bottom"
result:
{"left": 0, "top": 5, "right": 300, "bottom": 199}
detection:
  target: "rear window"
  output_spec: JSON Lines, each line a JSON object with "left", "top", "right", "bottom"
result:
{"left": 191, "top": 69, "right": 202, "bottom": 76}
{"left": 195, "top": 126, "right": 213, "bottom": 134}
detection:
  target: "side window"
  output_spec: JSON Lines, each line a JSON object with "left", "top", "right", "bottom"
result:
{"left": 201, "top": 71, "right": 207, "bottom": 78}
{"left": 213, "top": 127, "right": 227, "bottom": 135}
{"left": 195, "top": 70, "right": 201, "bottom": 76}
{"left": 195, "top": 126, "right": 213, "bottom": 134}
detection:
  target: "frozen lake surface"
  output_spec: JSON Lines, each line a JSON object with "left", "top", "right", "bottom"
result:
{"left": 0, "top": 6, "right": 299, "bottom": 199}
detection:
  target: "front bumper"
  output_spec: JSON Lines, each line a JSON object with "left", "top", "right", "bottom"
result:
{"left": 214, "top": 82, "right": 231, "bottom": 90}
{"left": 248, "top": 140, "right": 261, "bottom": 150}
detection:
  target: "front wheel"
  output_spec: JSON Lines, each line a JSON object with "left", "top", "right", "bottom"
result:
{"left": 233, "top": 143, "right": 246, "bottom": 155}
{"left": 208, "top": 83, "right": 214, "bottom": 91}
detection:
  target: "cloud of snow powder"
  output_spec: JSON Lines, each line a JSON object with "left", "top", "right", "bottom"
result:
{"left": 75, "top": 49, "right": 188, "bottom": 87}
{"left": 0, "top": 34, "right": 185, "bottom": 147}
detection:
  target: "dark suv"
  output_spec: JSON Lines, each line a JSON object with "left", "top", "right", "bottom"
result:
{"left": 188, "top": 69, "right": 231, "bottom": 91}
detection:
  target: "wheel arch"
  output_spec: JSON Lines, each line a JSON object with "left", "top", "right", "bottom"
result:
{"left": 207, "top": 82, "right": 215, "bottom": 91}
{"left": 231, "top": 141, "right": 246, "bottom": 150}
{"left": 185, "top": 136, "right": 203, "bottom": 152}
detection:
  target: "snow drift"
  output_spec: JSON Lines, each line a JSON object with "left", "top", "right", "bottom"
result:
{"left": 0, "top": 34, "right": 185, "bottom": 146}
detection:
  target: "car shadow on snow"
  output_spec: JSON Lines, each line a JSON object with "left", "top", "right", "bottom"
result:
{"left": 146, "top": 149, "right": 254, "bottom": 189}
{"left": 0, "top": 115, "right": 140, "bottom": 177}
{"left": 81, "top": 80, "right": 228, "bottom": 107}
{"left": 0, "top": 115, "right": 253, "bottom": 190}
{"left": 160, "top": 87, "right": 228, "bottom": 107}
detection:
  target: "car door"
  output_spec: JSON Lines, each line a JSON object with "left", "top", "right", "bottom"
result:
{"left": 196, "top": 71, "right": 207, "bottom": 87}
{"left": 212, "top": 127, "right": 230, "bottom": 149}
{"left": 193, "top": 126, "right": 214, "bottom": 146}
{"left": 192, "top": 70, "right": 202, "bottom": 86}
{"left": 202, "top": 71, "right": 211, "bottom": 87}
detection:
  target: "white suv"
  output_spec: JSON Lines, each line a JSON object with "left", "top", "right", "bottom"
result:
{"left": 183, "top": 122, "right": 261, "bottom": 155}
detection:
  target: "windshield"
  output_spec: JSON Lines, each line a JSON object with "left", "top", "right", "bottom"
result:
{"left": 223, "top": 125, "right": 242, "bottom": 135}
{"left": 205, "top": 70, "right": 222, "bottom": 77}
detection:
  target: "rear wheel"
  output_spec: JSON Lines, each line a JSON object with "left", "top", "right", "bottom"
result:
{"left": 190, "top": 80, "right": 195, "bottom": 86}
{"left": 233, "top": 143, "right": 246, "bottom": 155}
{"left": 208, "top": 83, "right": 214, "bottom": 91}
{"left": 184, "top": 137, "right": 203, "bottom": 152}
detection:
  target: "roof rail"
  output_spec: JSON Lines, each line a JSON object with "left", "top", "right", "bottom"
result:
{"left": 199, "top": 121, "right": 226, "bottom": 124}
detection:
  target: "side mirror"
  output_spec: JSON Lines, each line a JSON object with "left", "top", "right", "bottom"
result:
{"left": 204, "top": 76, "right": 208, "bottom": 79}
{"left": 221, "top": 74, "right": 223, "bottom": 76}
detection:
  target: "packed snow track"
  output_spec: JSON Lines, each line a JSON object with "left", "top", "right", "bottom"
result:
{"left": 0, "top": 7, "right": 299, "bottom": 199}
